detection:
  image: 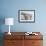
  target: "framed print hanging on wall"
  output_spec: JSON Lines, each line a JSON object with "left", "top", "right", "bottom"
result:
{"left": 18, "top": 10, "right": 35, "bottom": 23}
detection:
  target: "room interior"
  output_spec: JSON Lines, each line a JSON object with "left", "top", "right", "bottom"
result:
{"left": 0, "top": 0, "right": 46, "bottom": 46}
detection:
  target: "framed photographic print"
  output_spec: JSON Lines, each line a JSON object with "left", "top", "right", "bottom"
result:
{"left": 18, "top": 10, "right": 35, "bottom": 23}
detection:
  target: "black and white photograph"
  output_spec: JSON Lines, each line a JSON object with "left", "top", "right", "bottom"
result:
{"left": 18, "top": 10, "right": 35, "bottom": 23}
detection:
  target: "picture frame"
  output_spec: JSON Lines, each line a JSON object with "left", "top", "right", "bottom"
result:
{"left": 18, "top": 10, "right": 35, "bottom": 23}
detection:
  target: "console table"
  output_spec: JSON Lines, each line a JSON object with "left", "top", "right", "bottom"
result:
{"left": 4, "top": 32, "right": 43, "bottom": 46}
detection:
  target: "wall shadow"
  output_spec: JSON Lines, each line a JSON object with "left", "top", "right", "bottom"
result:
{"left": 0, "top": 16, "right": 5, "bottom": 46}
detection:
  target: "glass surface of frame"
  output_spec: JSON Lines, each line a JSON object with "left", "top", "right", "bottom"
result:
{"left": 18, "top": 10, "right": 35, "bottom": 23}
